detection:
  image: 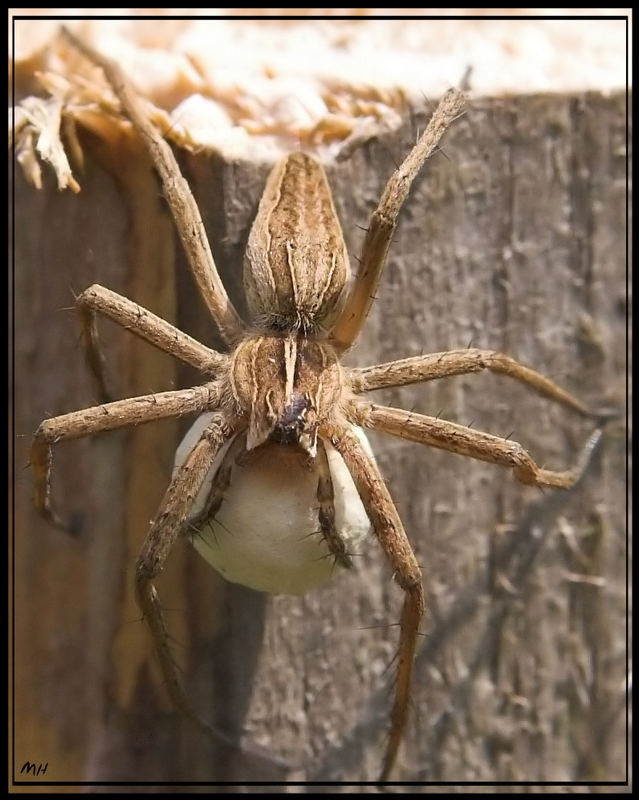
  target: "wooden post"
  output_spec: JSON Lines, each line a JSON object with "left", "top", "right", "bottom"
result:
{"left": 13, "top": 48, "right": 627, "bottom": 784}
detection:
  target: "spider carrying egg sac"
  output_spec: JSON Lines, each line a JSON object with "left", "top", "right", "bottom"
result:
{"left": 174, "top": 414, "right": 373, "bottom": 594}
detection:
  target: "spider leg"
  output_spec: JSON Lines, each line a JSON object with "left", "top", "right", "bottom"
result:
{"left": 186, "top": 430, "right": 247, "bottom": 533}
{"left": 325, "top": 422, "right": 424, "bottom": 781}
{"left": 349, "top": 347, "right": 590, "bottom": 417}
{"left": 76, "top": 284, "right": 228, "bottom": 402}
{"left": 31, "top": 384, "right": 218, "bottom": 529}
{"left": 316, "top": 440, "right": 353, "bottom": 569}
{"left": 134, "top": 414, "right": 239, "bottom": 745}
{"left": 330, "top": 89, "right": 465, "bottom": 351}
{"left": 61, "top": 28, "right": 244, "bottom": 346}
{"left": 348, "top": 400, "right": 602, "bottom": 489}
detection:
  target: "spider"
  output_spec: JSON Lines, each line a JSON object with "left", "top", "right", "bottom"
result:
{"left": 31, "top": 30, "right": 602, "bottom": 781}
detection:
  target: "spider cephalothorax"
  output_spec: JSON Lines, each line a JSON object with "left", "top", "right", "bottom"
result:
{"left": 230, "top": 334, "right": 343, "bottom": 455}
{"left": 31, "top": 29, "right": 602, "bottom": 780}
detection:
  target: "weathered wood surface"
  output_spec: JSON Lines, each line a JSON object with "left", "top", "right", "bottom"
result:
{"left": 13, "top": 91, "right": 628, "bottom": 788}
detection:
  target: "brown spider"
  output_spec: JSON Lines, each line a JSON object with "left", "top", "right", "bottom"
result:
{"left": 31, "top": 30, "right": 602, "bottom": 781}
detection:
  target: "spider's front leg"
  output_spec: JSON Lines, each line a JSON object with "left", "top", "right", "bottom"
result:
{"left": 331, "top": 88, "right": 466, "bottom": 351}
{"left": 134, "top": 413, "right": 238, "bottom": 744}
{"left": 325, "top": 422, "right": 424, "bottom": 782}
{"left": 61, "top": 27, "right": 244, "bottom": 347}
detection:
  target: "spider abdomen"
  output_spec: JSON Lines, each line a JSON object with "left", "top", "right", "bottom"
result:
{"left": 174, "top": 415, "right": 371, "bottom": 595}
{"left": 244, "top": 152, "right": 350, "bottom": 333}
